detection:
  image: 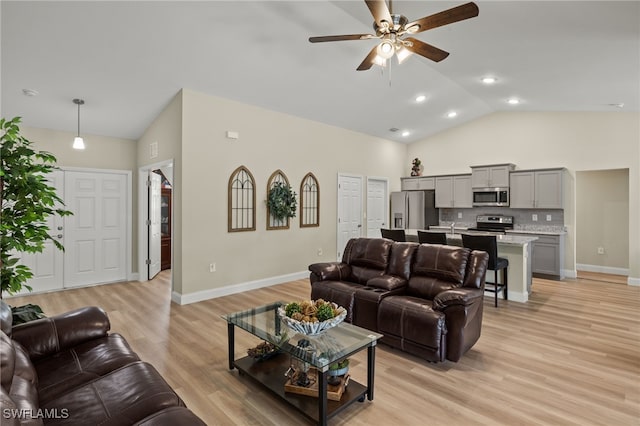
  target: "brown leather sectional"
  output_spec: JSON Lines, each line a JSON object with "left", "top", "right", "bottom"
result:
{"left": 0, "top": 302, "right": 205, "bottom": 425}
{"left": 309, "top": 238, "right": 489, "bottom": 362}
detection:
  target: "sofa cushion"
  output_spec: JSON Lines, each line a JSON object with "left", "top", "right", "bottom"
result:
{"left": 378, "top": 296, "right": 446, "bottom": 350}
{"left": 134, "top": 406, "right": 207, "bottom": 426}
{"left": 386, "top": 242, "right": 418, "bottom": 280}
{"left": 343, "top": 238, "right": 392, "bottom": 284}
{"left": 407, "top": 245, "right": 471, "bottom": 299}
{"left": 34, "top": 333, "right": 141, "bottom": 405}
{"left": 5, "top": 336, "right": 42, "bottom": 426}
{"left": 42, "top": 361, "right": 183, "bottom": 426}
{"left": 310, "top": 280, "right": 361, "bottom": 322}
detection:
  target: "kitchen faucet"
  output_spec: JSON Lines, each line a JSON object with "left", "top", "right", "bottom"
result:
{"left": 450, "top": 222, "right": 455, "bottom": 235}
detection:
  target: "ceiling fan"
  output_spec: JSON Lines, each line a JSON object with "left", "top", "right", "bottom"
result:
{"left": 309, "top": 0, "right": 479, "bottom": 71}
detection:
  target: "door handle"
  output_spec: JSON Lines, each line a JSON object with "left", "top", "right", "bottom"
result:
{"left": 56, "top": 234, "right": 63, "bottom": 239}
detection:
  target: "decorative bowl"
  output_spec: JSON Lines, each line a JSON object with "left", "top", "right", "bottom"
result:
{"left": 277, "top": 302, "right": 346, "bottom": 336}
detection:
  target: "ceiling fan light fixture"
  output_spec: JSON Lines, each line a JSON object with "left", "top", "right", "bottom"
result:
{"left": 396, "top": 45, "right": 413, "bottom": 64}
{"left": 377, "top": 40, "right": 395, "bottom": 59}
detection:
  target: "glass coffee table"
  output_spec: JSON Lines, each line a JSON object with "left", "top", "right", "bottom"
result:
{"left": 223, "top": 301, "right": 382, "bottom": 426}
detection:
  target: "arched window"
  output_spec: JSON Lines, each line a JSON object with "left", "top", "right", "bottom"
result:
{"left": 300, "top": 173, "right": 320, "bottom": 227}
{"left": 228, "top": 166, "right": 256, "bottom": 232}
{"left": 266, "top": 170, "right": 291, "bottom": 230}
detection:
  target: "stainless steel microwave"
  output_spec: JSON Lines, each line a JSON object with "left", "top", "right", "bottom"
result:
{"left": 472, "top": 188, "right": 509, "bottom": 207}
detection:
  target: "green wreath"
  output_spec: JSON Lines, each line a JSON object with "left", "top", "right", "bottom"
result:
{"left": 268, "top": 182, "right": 297, "bottom": 220}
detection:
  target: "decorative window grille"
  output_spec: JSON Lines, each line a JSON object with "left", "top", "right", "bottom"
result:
{"left": 300, "top": 173, "right": 320, "bottom": 228}
{"left": 267, "top": 170, "right": 290, "bottom": 230}
{"left": 228, "top": 165, "right": 256, "bottom": 232}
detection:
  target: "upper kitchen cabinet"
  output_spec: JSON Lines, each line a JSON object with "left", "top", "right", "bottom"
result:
{"left": 401, "top": 177, "right": 435, "bottom": 191}
{"left": 471, "top": 164, "right": 515, "bottom": 188}
{"left": 510, "top": 168, "right": 565, "bottom": 209}
{"left": 435, "top": 174, "right": 472, "bottom": 208}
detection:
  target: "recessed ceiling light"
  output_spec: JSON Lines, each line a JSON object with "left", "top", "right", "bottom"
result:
{"left": 608, "top": 103, "right": 625, "bottom": 108}
{"left": 415, "top": 95, "right": 427, "bottom": 103}
{"left": 447, "top": 111, "right": 457, "bottom": 118}
{"left": 401, "top": 131, "right": 410, "bottom": 137}
{"left": 481, "top": 77, "right": 497, "bottom": 84}
{"left": 507, "top": 98, "right": 520, "bottom": 105}
{"left": 22, "top": 89, "right": 39, "bottom": 97}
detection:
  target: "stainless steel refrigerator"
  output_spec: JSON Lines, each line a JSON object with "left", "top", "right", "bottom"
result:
{"left": 390, "top": 190, "right": 439, "bottom": 229}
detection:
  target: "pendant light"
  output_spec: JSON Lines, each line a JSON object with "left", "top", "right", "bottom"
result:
{"left": 72, "top": 98, "right": 85, "bottom": 150}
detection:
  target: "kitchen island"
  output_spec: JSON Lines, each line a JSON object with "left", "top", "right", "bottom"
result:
{"left": 405, "top": 229, "right": 537, "bottom": 303}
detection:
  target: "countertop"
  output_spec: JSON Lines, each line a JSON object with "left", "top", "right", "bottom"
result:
{"left": 406, "top": 229, "right": 537, "bottom": 246}
{"left": 429, "top": 225, "right": 566, "bottom": 236}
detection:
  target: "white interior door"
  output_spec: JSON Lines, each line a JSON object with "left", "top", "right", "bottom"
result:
{"left": 366, "top": 177, "right": 388, "bottom": 237}
{"left": 148, "top": 171, "right": 162, "bottom": 280}
{"left": 18, "top": 170, "right": 65, "bottom": 294}
{"left": 64, "top": 171, "right": 127, "bottom": 287}
{"left": 337, "top": 174, "right": 363, "bottom": 260}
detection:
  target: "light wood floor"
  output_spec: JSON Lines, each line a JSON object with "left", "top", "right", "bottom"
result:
{"left": 6, "top": 272, "right": 640, "bottom": 425}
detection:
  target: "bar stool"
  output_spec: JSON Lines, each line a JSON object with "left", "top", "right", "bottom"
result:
{"left": 461, "top": 234, "right": 508, "bottom": 307}
{"left": 380, "top": 228, "right": 406, "bottom": 242}
{"left": 417, "top": 231, "right": 448, "bottom": 245}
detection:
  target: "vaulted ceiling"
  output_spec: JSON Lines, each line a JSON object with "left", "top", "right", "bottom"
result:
{"left": 2, "top": 1, "right": 638, "bottom": 143}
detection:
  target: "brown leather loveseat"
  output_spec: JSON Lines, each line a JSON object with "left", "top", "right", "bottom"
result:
{"left": 0, "top": 302, "right": 205, "bottom": 425}
{"left": 309, "top": 238, "right": 489, "bottom": 362}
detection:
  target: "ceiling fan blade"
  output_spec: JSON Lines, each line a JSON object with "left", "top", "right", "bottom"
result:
{"left": 365, "top": 0, "right": 392, "bottom": 27}
{"left": 404, "top": 38, "right": 450, "bottom": 62}
{"left": 357, "top": 45, "right": 380, "bottom": 71}
{"left": 309, "top": 34, "right": 374, "bottom": 43}
{"left": 405, "top": 2, "right": 479, "bottom": 34}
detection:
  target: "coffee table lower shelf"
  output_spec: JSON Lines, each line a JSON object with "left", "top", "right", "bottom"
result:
{"left": 233, "top": 355, "right": 367, "bottom": 424}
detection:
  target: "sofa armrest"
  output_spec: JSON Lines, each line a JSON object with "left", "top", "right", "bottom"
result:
{"left": 366, "top": 275, "right": 407, "bottom": 291}
{"left": 308, "top": 262, "right": 351, "bottom": 282}
{"left": 433, "top": 288, "right": 484, "bottom": 311}
{"left": 11, "top": 306, "right": 111, "bottom": 361}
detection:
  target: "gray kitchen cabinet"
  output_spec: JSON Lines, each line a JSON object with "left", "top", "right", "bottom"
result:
{"left": 509, "top": 233, "right": 564, "bottom": 278}
{"left": 510, "top": 168, "right": 564, "bottom": 209}
{"left": 435, "top": 175, "right": 472, "bottom": 208}
{"left": 471, "top": 164, "right": 514, "bottom": 188}
{"left": 401, "top": 177, "right": 435, "bottom": 191}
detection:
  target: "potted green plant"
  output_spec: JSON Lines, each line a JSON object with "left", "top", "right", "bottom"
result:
{"left": 328, "top": 358, "right": 349, "bottom": 377}
{"left": 268, "top": 181, "right": 297, "bottom": 221}
{"left": 1, "top": 117, "right": 72, "bottom": 322}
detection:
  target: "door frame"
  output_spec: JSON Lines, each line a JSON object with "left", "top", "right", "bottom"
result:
{"left": 336, "top": 173, "right": 363, "bottom": 261}
{"left": 62, "top": 166, "right": 134, "bottom": 281}
{"left": 138, "top": 160, "right": 174, "bottom": 285}
{"left": 366, "top": 176, "right": 389, "bottom": 238}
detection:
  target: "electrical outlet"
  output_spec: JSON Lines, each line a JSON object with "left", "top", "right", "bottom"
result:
{"left": 597, "top": 247, "right": 605, "bottom": 255}
{"left": 457, "top": 212, "right": 463, "bottom": 219}
{"left": 532, "top": 214, "right": 538, "bottom": 222}
{"left": 546, "top": 214, "right": 552, "bottom": 222}
{"left": 209, "top": 262, "right": 216, "bottom": 272}
{"left": 317, "top": 248, "right": 323, "bottom": 256}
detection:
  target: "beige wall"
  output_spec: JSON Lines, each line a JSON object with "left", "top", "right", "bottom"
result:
{"left": 576, "top": 169, "right": 629, "bottom": 270}
{"left": 136, "top": 92, "right": 183, "bottom": 292}
{"left": 178, "top": 89, "right": 407, "bottom": 296}
{"left": 407, "top": 111, "right": 640, "bottom": 283}
{"left": 21, "top": 126, "right": 139, "bottom": 273}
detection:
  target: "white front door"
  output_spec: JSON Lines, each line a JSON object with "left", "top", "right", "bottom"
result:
{"left": 366, "top": 177, "right": 388, "bottom": 238}
{"left": 148, "top": 171, "right": 162, "bottom": 280}
{"left": 18, "top": 170, "right": 65, "bottom": 294}
{"left": 64, "top": 171, "right": 127, "bottom": 287}
{"left": 337, "top": 174, "right": 363, "bottom": 260}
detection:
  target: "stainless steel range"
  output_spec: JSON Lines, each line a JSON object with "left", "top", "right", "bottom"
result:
{"left": 467, "top": 215, "right": 514, "bottom": 234}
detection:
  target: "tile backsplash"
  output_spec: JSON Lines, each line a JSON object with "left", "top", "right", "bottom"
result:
{"left": 440, "top": 207, "right": 565, "bottom": 231}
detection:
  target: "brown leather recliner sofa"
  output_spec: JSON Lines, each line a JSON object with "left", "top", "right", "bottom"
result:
{"left": 0, "top": 302, "right": 205, "bottom": 425}
{"left": 309, "top": 238, "right": 489, "bottom": 362}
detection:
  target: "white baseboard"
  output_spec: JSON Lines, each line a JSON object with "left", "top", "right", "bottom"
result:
{"left": 171, "top": 271, "right": 309, "bottom": 305}
{"left": 628, "top": 277, "right": 640, "bottom": 286}
{"left": 576, "top": 264, "right": 629, "bottom": 276}
{"left": 562, "top": 269, "right": 577, "bottom": 279}
{"left": 128, "top": 272, "right": 140, "bottom": 282}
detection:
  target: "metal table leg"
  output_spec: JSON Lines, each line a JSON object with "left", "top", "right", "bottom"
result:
{"left": 318, "top": 369, "right": 328, "bottom": 426}
{"left": 367, "top": 344, "right": 376, "bottom": 401}
{"left": 227, "top": 322, "right": 235, "bottom": 370}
